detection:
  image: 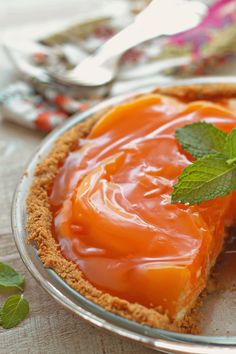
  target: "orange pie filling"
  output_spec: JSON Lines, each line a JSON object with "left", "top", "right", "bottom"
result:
{"left": 50, "top": 94, "right": 236, "bottom": 320}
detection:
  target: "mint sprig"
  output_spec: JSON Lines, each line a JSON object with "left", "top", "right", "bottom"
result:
{"left": 172, "top": 123, "right": 236, "bottom": 205}
{"left": 0, "top": 262, "right": 29, "bottom": 329}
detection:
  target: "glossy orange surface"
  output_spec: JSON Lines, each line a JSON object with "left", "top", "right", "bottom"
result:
{"left": 50, "top": 94, "right": 236, "bottom": 318}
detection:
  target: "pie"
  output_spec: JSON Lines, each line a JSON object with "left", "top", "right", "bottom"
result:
{"left": 27, "top": 84, "right": 236, "bottom": 333}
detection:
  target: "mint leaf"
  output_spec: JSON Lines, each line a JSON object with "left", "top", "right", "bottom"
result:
{"left": 1, "top": 295, "right": 29, "bottom": 329}
{"left": 175, "top": 122, "right": 227, "bottom": 158}
{"left": 171, "top": 154, "right": 236, "bottom": 205}
{"left": 172, "top": 122, "right": 236, "bottom": 205}
{"left": 225, "top": 128, "right": 236, "bottom": 165}
{"left": 0, "top": 263, "right": 24, "bottom": 292}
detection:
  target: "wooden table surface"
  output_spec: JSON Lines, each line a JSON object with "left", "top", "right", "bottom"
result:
{"left": 0, "top": 1, "right": 159, "bottom": 353}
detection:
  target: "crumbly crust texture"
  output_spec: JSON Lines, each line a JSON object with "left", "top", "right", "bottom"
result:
{"left": 27, "top": 84, "right": 236, "bottom": 333}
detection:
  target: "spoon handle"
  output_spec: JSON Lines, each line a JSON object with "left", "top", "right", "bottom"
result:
{"left": 93, "top": 0, "right": 206, "bottom": 64}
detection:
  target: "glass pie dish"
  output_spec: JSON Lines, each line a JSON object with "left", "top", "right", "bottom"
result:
{"left": 12, "top": 77, "right": 236, "bottom": 353}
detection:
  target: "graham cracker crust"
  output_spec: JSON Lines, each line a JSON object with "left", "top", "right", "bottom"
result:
{"left": 26, "top": 84, "right": 236, "bottom": 333}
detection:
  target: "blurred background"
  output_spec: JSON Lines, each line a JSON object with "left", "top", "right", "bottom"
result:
{"left": 0, "top": 0, "right": 132, "bottom": 89}
{"left": 1, "top": 0, "right": 236, "bottom": 92}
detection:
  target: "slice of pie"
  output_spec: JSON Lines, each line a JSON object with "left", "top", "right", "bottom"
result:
{"left": 27, "top": 84, "right": 236, "bottom": 332}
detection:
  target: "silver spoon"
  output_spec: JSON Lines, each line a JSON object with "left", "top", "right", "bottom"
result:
{"left": 50, "top": 0, "right": 207, "bottom": 89}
